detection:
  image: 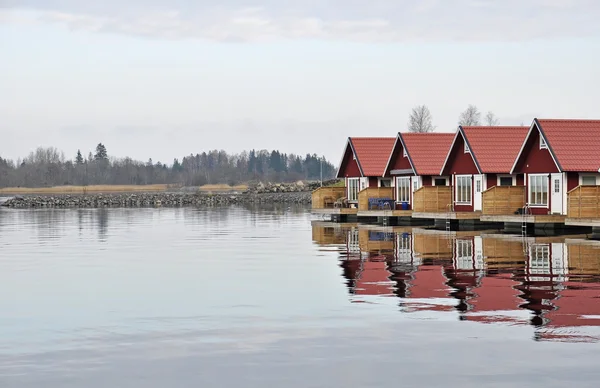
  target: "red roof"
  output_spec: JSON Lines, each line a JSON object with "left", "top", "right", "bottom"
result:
{"left": 536, "top": 119, "right": 600, "bottom": 172}
{"left": 461, "top": 126, "right": 529, "bottom": 173}
{"left": 401, "top": 133, "right": 455, "bottom": 175}
{"left": 349, "top": 137, "right": 396, "bottom": 177}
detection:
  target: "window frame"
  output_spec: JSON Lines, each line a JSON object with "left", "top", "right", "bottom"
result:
{"left": 347, "top": 177, "right": 360, "bottom": 202}
{"left": 580, "top": 175, "right": 597, "bottom": 186}
{"left": 455, "top": 175, "right": 473, "bottom": 205}
{"left": 497, "top": 175, "right": 515, "bottom": 187}
{"left": 464, "top": 142, "right": 470, "bottom": 154}
{"left": 528, "top": 174, "right": 548, "bottom": 207}
{"left": 433, "top": 177, "right": 449, "bottom": 187}
{"left": 378, "top": 178, "right": 392, "bottom": 188}
{"left": 539, "top": 136, "right": 548, "bottom": 150}
{"left": 396, "top": 176, "right": 411, "bottom": 204}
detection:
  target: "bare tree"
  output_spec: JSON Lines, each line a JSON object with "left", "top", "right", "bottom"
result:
{"left": 408, "top": 105, "right": 435, "bottom": 133}
{"left": 458, "top": 105, "right": 481, "bottom": 126}
{"left": 485, "top": 111, "right": 500, "bottom": 126}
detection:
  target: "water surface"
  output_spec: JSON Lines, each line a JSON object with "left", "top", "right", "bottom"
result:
{"left": 1, "top": 207, "right": 600, "bottom": 387}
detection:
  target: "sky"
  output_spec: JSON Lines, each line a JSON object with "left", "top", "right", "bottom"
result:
{"left": 2, "top": 0, "right": 600, "bottom": 165}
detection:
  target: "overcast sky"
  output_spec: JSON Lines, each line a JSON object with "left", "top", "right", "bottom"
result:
{"left": 2, "top": 0, "right": 600, "bottom": 164}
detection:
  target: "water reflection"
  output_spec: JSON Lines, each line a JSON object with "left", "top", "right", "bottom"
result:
{"left": 312, "top": 221, "right": 600, "bottom": 343}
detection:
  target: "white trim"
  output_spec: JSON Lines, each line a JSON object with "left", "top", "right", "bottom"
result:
{"left": 378, "top": 177, "right": 393, "bottom": 188}
{"left": 497, "top": 174, "right": 516, "bottom": 186}
{"left": 396, "top": 176, "right": 411, "bottom": 204}
{"left": 347, "top": 177, "right": 361, "bottom": 202}
{"left": 439, "top": 127, "right": 482, "bottom": 175}
{"left": 455, "top": 174, "right": 473, "bottom": 205}
{"left": 510, "top": 119, "right": 562, "bottom": 174}
{"left": 383, "top": 134, "right": 401, "bottom": 177}
{"left": 579, "top": 173, "right": 599, "bottom": 186}
{"left": 383, "top": 133, "right": 417, "bottom": 177}
{"left": 336, "top": 138, "right": 365, "bottom": 178}
{"left": 528, "top": 173, "right": 549, "bottom": 208}
{"left": 539, "top": 136, "right": 548, "bottom": 150}
{"left": 440, "top": 128, "right": 461, "bottom": 175}
{"left": 563, "top": 172, "right": 568, "bottom": 215}
{"left": 464, "top": 142, "right": 470, "bottom": 154}
{"left": 433, "top": 176, "right": 450, "bottom": 186}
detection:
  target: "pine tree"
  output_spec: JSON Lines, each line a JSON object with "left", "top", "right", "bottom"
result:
{"left": 75, "top": 149, "right": 83, "bottom": 164}
{"left": 94, "top": 143, "right": 108, "bottom": 161}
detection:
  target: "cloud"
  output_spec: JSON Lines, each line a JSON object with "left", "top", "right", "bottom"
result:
{"left": 1, "top": 0, "right": 600, "bottom": 42}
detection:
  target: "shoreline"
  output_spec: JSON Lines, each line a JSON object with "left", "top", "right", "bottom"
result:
{"left": 0, "top": 191, "right": 312, "bottom": 208}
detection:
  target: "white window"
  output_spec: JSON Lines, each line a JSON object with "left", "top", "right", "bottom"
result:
{"left": 528, "top": 174, "right": 548, "bottom": 206}
{"left": 464, "top": 142, "right": 470, "bottom": 153}
{"left": 456, "top": 239, "right": 474, "bottom": 270}
{"left": 379, "top": 178, "right": 392, "bottom": 188}
{"left": 581, "top": 175, "right": 597, "bottom": 186}
{"left": 455, "top": 175, "right": 472, "bottom": 204}
{"left": 434, "top": 177, "right": 448, "bottom": 186}
{"left": 529, "top": 244, "right": 550, "bottom": 281}
{"left": 396, "top": 177, "right": 411, "bottom": 203}
{"left": 347, "top": 178, "right": 360, "bottom": 202}
{"left": 540, "top": 136, "right": 548, "bottom": 150}
{"left": 403, "top": 148, "right": 408, "bottom": 158}
{"left": 498, "top": 176, "right": 514, "bottom": 186}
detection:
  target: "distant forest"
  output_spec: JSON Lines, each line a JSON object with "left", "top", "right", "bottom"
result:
{"left": 0, "top": 144, "right": 337, "bottom": 188}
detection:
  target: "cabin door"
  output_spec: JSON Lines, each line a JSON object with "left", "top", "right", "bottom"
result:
{"left": 550, "top": 173, "right": 563, "bottom": 215}
{"left": 473, "top": 175, "right": 483, "bottom": 211}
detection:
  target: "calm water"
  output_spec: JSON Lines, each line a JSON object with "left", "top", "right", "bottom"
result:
{"left": 1, "top": 206, "right": 600, "bottom": 387}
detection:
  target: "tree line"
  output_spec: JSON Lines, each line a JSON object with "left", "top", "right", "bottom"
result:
{"left": 0, "top": 144, "right": 337, "bottom": 188}
{"left": 408, "top": 104, "right": 502, "bottom": 133}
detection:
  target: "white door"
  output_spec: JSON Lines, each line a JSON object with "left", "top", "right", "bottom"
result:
{"left": 550, "top": 173, "right": 563, "bottom": 214}
{"left": 473, "top": 175, "right": 483, "bottom": 211}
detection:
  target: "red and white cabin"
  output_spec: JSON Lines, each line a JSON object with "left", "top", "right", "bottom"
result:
{"left": 440, "top": 126, "right": 529, "bottom": 212}
{"left": 335, "top": 137, "right": 396, "bottom": 204}
{"left": 510, "top": 119, "right": 600, "bottom": 215}
{"left": 384, "top": 132, "right": 454, "bottom": 209}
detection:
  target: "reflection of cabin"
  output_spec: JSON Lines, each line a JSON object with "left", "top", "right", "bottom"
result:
{"left": 440, "top": 125, "right": 528, "bottom": 214}
{"left": 336, "top": 137, "right": 396, "bottom": 207}
{"left": 311, "top": 223, "right": 351, "bottom": 246}
{"left": 511, "top": 119, "right": 600, "bottom": 216}
{"left": 384, "top": 132, "right": 454, "bottom": 210}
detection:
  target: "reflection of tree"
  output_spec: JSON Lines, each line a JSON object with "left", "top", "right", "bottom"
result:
{"left": 96, "top": 208, "right": 109, "bottom": 241}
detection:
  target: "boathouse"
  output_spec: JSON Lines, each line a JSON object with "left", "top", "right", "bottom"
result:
{"left": 334, "top": 137, "right": 396, "bottom": 207}
{"left": 510, "top": 119, "right": 600, "bottom": 217}
{"left": 383, "top": 133, "right": 454, "bottom": 210}
{"left": 439, "top": 126, "right": 529, "bottom": 213}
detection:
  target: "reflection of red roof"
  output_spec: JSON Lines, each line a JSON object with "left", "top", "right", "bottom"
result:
{"left": 409, "top": 265, "right": 449, "bottom": 299}
{"left": 354, "top": 261, "right": 394, "bottom": 295}
{"left": 467, "top": 274, "right": 522, "bottom": 324}
{"left": 546, "top": 282, "right": 600, "bottom": 328}
{"left": 401, "top": 133, "right": 455, "bottom": 175}
{"left": 536, "top": 119, "right": 600, "bottom": 172}
{"left": 461, "top": 126, "right": 529, "bottom": 173}
{"left": 350, "top": 137, "right": 396, "bottom": 177}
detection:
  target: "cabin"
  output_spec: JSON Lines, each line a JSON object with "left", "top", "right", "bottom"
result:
{"left": 440, "top": 126, "right": 529, "bottom": 213}
{"left": 383, "top": 133, "right": 454, "bottom": 211}
{"left": 510, "top": 119, "right": 600, "bottom": 217}
{"left": 335, "top": 137, "right": 396, "bottom": 208}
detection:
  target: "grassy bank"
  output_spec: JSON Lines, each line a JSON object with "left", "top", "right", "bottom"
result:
{"left": 0, "top": 184, "right": 249, "bottom": 195}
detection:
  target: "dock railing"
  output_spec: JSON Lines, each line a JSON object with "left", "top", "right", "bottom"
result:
{"left": 357, "top": 187, "right": 394, "bottom": 211}
{"left": 311, "top": 186, "right": 346, "bottom": 209}
{"left": 482, "top": 186, "right": 526, "bottom": 215}
{"left": 412, "top": 186, "right": 452, "bottom": 213}
{"left": 567, "top": 186, "right": 600, "bottom": 218}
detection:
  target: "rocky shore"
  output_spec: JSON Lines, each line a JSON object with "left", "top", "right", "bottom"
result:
{"left": 0, "top": 191, "right": 313, "bottom": 208}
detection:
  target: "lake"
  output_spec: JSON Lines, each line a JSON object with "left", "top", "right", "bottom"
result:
{"left": 1, "top": 206, "right": 600, "bottom": 387}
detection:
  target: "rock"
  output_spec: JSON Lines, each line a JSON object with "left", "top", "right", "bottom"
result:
{"left": 0, "top": 191, "right": 312, "bottom": 208}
